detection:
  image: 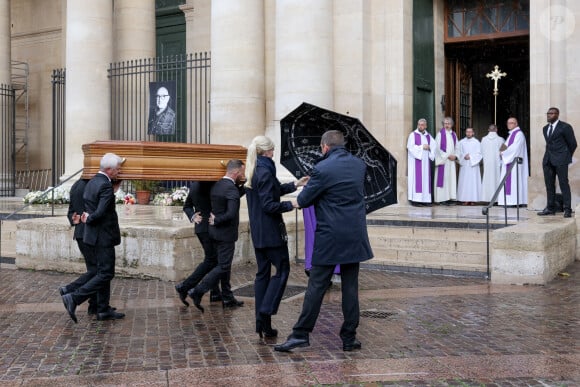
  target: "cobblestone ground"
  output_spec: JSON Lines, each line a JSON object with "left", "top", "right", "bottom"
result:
{"left": 0, "top": 259, "right": 578, "bottom": 386}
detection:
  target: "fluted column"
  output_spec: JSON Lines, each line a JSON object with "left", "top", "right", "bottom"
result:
{"left": 210, "top": 0, "right": 265, "bottom": 145}
{"left": 64, "top": 0, "right": 113, "bottom": 179}
{"left": 114, "top": 0, "right": 156, "bottom": 61}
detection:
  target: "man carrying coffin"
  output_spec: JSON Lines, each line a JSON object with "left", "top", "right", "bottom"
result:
{"left": 457, "top": 128, "right": 482, "bottom": 205}
{"left": 407, "top": 118, "right": 436, "bottom": 206}
{"left": 498, "top": 117, "right": 529, "bottom": 206}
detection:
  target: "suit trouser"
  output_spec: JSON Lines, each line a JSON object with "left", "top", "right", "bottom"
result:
{"left": 543, "top": 161, "right": 571, "bottom": 211}
{"left": 196, "top": 240, "right": 235, "bottom": 300}
{"left": 254, "top": 245, "right": 290, "bottom": 318}
{"left": 71, "top": 245, "right": 115, "bottom": 314}
{"left": 292, "top": 262, "right": 360, "bottom": 343}
{"left": 181, "top": 232, "right": 221, "bottom": 295}
{"left": 66, "top": 239, "right": 98, "bottom": 309}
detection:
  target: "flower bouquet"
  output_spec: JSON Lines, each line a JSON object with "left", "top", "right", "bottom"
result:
{"left": 152, "top": 186, "right": 189, "bottom": 206}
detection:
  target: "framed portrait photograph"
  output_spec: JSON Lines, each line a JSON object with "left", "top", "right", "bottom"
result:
{"left": 148, "top": 81, "right": 177, "bottom": 135}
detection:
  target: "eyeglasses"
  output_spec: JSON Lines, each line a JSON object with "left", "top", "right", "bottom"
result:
{"left": 156, "top": 95, "right": 169, "bottom": 99}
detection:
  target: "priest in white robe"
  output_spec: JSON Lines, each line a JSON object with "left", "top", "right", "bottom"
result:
{"left": 457, "top": 128, "right": 482, "bottom": 204}
{"left": 480, "top": 124, "right": 505, "bottom": 202}
{"left": 498, "top": 117, "right": 529, "bottom": 206}
{"left": 407, "top": 118, "right": 436, "bottom": 205}
{"left": 434, "top": 117, "right": 459, "bottom": 205}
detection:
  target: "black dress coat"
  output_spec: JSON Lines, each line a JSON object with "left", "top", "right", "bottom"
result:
{"left": 245, "top": 156, "right": 296, "bottom": 249}
{"left": 82, "top": 172, "right": 121, "bottom": 247}
{"left": 296, "top": 146, "right": 373, "bottom": 266}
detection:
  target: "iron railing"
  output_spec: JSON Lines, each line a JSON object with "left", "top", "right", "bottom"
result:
{"left": 0, "top": 84, "right": 15, "bottom": 197}
{"left": 51, "top": 69, "right": 66, "bottom": 189}
{"left": 481, "top": 156, "right": 523, "bottom": 279}
{"left": 108, "top": 53, "right": 211, "bottom": 144}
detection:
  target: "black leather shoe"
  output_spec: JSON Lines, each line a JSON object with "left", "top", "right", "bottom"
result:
{"left": 538, "top": 208, "right": 556, "bottom": 216}
{"left": 58, "top": 286, "right": 69, "bottom": 296}
{"left": 343, "top": 339, "right": 362, "bottom": 352}
{"left": 274, "top": 336, "right": 310, "bottom": 352}
{"left": 564, "top": 209, "right": 572, "bottom": 218}
{"left": 188, "top": 288, "right": 204, "bottom": 313}
{"left": 96, "top": 309, "right": 125, "bottom": 321}
{"left": 210, "top": 292, "right": 223, "bottom": 303}
{"left": 61, "top": 293, "right": 78, "bottom": 323}
{"left": 256, "top": 317, "right": 278, "bottom": 338}
{"left": 89, "top": 305, "right": 115, "bottom": 315}
{"left": 222, "top": 297, "right": 244, "bottom": 308}
{"left": 175, "top": 283, "right": 190, "bottom": 307}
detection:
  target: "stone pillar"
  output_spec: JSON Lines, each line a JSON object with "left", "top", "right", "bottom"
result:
{"left": 114, "top": 0, "right": 156, "bottom": 61}
{"left": 210, "top": 0, "right": 265, "bottom": 145}
{"left": 275, "top": 0, "right": 333, "bottom": 120}
{"left": 181, "top": 0, "right": 211, "bottom": 54}
{"left": 64, "top": 0, "right": 113, "bottom": 180}
{"left": 0, "top": 0, "right": 9, "bottom": 84}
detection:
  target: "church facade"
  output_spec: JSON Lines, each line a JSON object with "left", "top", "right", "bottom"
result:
{"left": 1, "top": 0, "right": 578, "bottom": 210}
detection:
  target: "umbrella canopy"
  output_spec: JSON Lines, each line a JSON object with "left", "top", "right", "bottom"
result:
{"left": 280, "top": 102, "right": 397, "bottom": 213}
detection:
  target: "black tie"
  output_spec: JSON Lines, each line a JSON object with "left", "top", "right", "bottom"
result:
{"left": 548, "top": 124, "right": 553, "bottom": 137}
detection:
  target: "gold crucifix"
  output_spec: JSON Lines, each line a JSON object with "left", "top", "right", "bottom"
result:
{"left": 486, "top": 65, "right": 507, "bottom": 125}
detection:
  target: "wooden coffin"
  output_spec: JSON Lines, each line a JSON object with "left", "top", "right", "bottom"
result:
{"left": 81, "top": 141, "right": 247, "bottom": 181}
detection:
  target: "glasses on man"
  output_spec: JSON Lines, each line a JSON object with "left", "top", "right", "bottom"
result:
{"left": 156, "top": 95, "right": 169, "bottom": 99}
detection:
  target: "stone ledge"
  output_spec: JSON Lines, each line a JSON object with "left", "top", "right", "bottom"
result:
{"left": 491, "top": 215, "right": 576, "bottom": 285}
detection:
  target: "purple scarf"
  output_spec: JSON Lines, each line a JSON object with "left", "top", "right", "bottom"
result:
{"left": 414, "top": 132, "right": 431, "bottom": 193}
{"left": 505, "top": 129, "right": 520, "bottom": 195}
{"left": 436, "top": 129, "right": 457, "bottom": 188}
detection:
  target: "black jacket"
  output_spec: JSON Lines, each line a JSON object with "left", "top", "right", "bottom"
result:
{"left": 183, "top": 181, "right": 214, "bottom": 234}
{"left": 82, "top": 172, "right": 121, "bottom": 247}
{"left": 67, "top": 179, "right": 89, "bottom": 240}
{"left": 245, "top": 156, "right": 296, "bottom": 248}
{"left": 209, "top": 177, "right": 244, "bottom": 242}
{"left": 543, "top": 120, "right": 577, "bottom": 166}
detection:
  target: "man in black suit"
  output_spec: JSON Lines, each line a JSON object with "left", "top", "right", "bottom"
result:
{"left": 175, "top": 181, "right": 222, "bottom": 306}
{"left": 275, "top": 130, "right": 373, "bottom": 352}
{"left": 538, "top": 107, "right": 577, "bottom": 218}
{"left": 58, "top": 178, "right": 99, "bottom": 315}
{"left": 61, "top": 153, "right": 126, "bottom": 323}
{"left": 188, "top": 159, "right": 246, "bottom": 312}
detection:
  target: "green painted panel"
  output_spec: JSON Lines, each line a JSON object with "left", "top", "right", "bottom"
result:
{"left": 413, "top": 0, "right": 436, "bottom": 135}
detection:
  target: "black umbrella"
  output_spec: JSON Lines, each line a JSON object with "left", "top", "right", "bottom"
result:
{"left": 280, "top": 102, "right": 397, "bottom": 213}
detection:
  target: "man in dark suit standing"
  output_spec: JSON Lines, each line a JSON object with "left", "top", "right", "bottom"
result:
{"left": 188, "top": 160, "right": 246, "bottom": 312}
{"left": 61, "top": 153, "right": 126, "bottom": 323}
{"left": 538, "top": 107, "right": 577, "bottom": 218}
{"left": 175, "top": 181, "right": 222, "bottom": 306}
{"left": 275, "top": 130, "right": 373, "bottom": 352}
{"left": 58, "top": 178, "right": 99, "bottom": 315}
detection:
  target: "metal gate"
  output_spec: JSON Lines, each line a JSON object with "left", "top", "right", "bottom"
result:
{"left": 0, "top": 84, "right": 15, "bottom": 197}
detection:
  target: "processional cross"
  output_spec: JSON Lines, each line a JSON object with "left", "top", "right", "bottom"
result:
{"left": 486, "top": 65, "right": 507, "bottom": 125}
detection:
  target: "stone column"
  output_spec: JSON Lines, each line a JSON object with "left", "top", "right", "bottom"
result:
{"left": 275, "top": 0, "right": 334, "bottom": 120}
{"left": 114, "top": 0, "right": 156, "bottom": 61}
{"left": 181, "top": 0, "right": 211, "bottom": 54}
{"left": 210, "top": 0, "right": 265, "bottom": 145}
{"left": 63, "top": 0, "right": 113, "bottom": 180}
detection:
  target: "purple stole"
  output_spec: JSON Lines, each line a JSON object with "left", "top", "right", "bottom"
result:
{"left": 505, "top": 129, "right": 520, "bottom": 195}
{"left": 436, "top": 129, "right": 457, "bottom": 188}
{"left": 414, "top": 132, "right": 431, "bottom": 194}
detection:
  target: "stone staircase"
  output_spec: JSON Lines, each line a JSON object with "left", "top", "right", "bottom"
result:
{"left": 362, "top": 206, "right": 524, "bottom": 277}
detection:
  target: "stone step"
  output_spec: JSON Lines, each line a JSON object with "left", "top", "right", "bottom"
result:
{"left": 366, "top": 222, "right": 492, "bottom": 275}
{"left": 0, "top": 220, "right": 17, "bottom": 258}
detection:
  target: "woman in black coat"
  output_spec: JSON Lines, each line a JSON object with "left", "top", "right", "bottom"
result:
{"left": 245, "top": 136, "right": 309, "bottom": 337}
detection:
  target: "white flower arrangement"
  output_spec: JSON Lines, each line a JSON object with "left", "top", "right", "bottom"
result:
{"left": 23, "top": 186, "right": 70, "bottom": 204}
{"left": 152, "top": 186, "right": 189, "bottom": 206}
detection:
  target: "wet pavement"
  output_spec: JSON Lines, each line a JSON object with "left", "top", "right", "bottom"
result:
{"left": 1, "top": 199, "right": 579, "bottom": 385}
{"left": 0, "top": 256, "right": 578, "bottom": 386}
